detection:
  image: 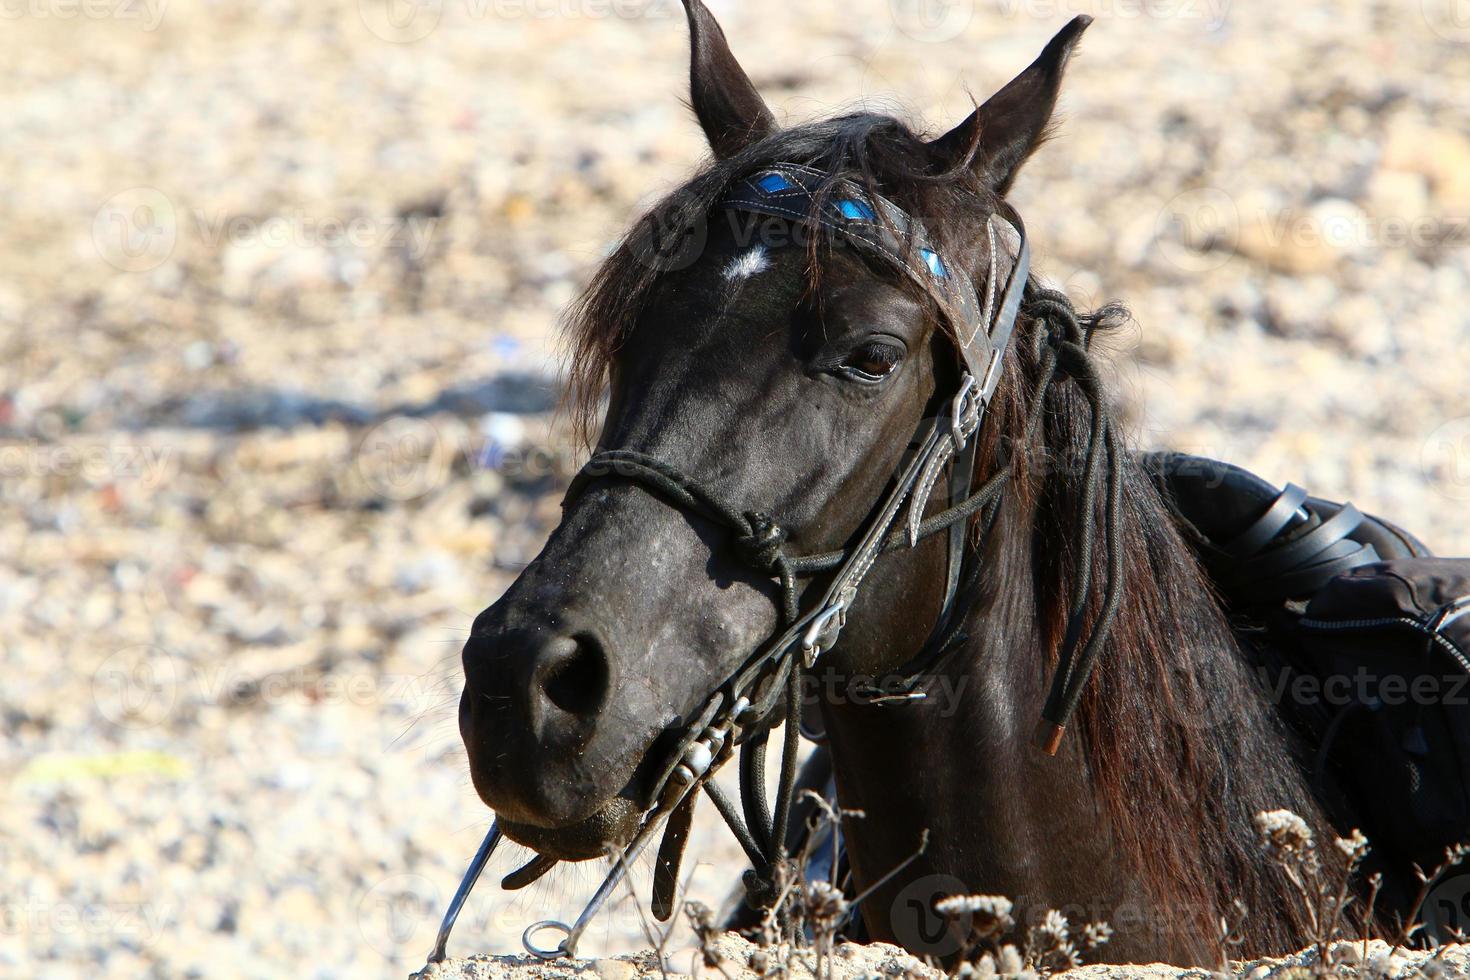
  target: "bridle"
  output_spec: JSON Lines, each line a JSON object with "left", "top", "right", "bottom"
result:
{"left": 426, "top": 163, "right": 1126, "bottom": 966}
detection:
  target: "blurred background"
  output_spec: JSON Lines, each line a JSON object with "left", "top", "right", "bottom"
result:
{"left": 3, "top": 0, "right": 1469, "bottom": 976}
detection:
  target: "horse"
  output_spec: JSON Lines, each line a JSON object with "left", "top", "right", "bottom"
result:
{"left": 457, "top": 2, "right": 1368, "bottom": 965}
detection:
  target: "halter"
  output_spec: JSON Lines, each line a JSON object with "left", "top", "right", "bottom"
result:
{"left": 425, "top": 163, "right": 1124, "bottom": 966}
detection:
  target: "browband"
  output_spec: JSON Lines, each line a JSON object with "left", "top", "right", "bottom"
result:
{"left": 715, "top": 162, "right": 1027, "bottom": 394}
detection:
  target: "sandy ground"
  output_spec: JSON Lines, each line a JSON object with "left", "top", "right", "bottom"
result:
{"left": 3, "top": 0, "right": 1470, "bottom": 977}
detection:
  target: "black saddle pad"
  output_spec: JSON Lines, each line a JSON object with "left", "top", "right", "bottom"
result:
{"left": 1146, "top": 452, "right": 1470, "bottom": 932}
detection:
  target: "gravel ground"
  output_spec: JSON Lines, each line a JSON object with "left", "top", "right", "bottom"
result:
{"left": 425, "top": 937, "right": 1470, "bottom": 980}
{"left": 3, "top": 1, "right": 1469, "bottom": 978}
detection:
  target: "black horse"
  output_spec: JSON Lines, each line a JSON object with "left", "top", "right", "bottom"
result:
{"left": 459, "top": 3, "right": 1382, "bottom": 965}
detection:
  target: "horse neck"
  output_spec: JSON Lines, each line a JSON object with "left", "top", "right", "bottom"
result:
{"left": 821, "top": 485, "right": 1211, "bottom": 964}
{"left": 823, "top": 418, "right": 1346, "bottom": 962}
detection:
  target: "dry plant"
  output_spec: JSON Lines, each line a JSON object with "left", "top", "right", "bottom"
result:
{"left": 613, "top": 843, "right": 684, "bottom": 980}
{"left": 734, "top": 789, "right": 935, "bottom": 980}
{"left": 684, "top": 899, "right": 739, "bottom": 980}
{"left": 723, "top": 801, "right": 1468, "bottom": 980}
{"left": 747, "top": 791, "right": 868, "bottom": 980}
{"left": 1248, "top": 809, "right": 1469, "bottom": 980}
{"left": 921, "top": 810, "right": 1470, "bottom": 980}
{"left": 931, "top": 894, "right": 1112, "bottom": 979}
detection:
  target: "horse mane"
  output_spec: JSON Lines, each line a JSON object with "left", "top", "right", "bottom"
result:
{"left": 981, "top": 307, "right": 1352, "bottom": 955}
{"left": 561, "top": 111, "right": 1351, "bottom": 955}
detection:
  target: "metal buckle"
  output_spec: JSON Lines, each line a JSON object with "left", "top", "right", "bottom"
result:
{"left": 800, "top": 599, "right": 847, "bottom": 666}
{"left": 949, "top": 372, "right": 982, "bottom": 447}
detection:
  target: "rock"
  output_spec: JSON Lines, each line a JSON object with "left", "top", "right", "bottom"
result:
{"left": 1365, "top": 170, "right": 1431, "bottom": 224}
{"left": 593, "top": 959, "right": 638, "bottom": 980}
{"left": 1236, "top": 199, "right": 1370, "bottom": 275}
{"left": 1382, "top": 118, "right": 1470, "bottom": 209}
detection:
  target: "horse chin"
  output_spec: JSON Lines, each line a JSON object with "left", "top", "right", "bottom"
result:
{"left": 497, "top": 796, "right": 642, "bottom": 862}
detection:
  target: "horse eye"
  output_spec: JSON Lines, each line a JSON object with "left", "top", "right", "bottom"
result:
{"left": 839, "top": 341, "right": 904, "bottom": 382}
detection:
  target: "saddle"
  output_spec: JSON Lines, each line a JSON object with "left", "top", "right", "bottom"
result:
{"left": 1147, "top": 452, "right": 1470, "bottom": 931}
{"left": 1143, "top": 451, "right": 1430, "bottom": 596}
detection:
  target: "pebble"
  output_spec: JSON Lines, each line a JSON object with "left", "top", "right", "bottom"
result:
{"left": 593, "top": 959, "right": 638, "bottom": 980}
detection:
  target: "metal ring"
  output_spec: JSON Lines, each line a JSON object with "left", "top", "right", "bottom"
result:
{"left": 522, "top": 920, "right": 573, "bottom": 960}
{"left": 797, "top": 712, "right": 828, "bottom": 744}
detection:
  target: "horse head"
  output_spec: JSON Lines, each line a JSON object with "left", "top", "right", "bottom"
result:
{"left": 458, "top": 0, "right": 1089, "bottom": 863}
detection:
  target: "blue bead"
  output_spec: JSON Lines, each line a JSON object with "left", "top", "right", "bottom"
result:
{"left": 756, "top": 172, "right": 794, "bottom": 193}
{"left": 921, "top": 248, "right": 946, "bottom": 278}
{"left": 839, "top": 199, "right": 877, "bottom": 221}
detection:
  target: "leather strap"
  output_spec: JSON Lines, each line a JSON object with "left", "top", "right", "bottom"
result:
{"left": 711, "top": 169, "right": 1031, "bottom": 667}
{"left": 1234, "top": 502, "right": 1368, "bottom": 580}
{"left": 717, "top": 163, "right": 997, "bottom": 381}
{"left": 945, "top": 435, "right": 979, "bottom": 610}
{"left": 906, "top": 209, "right": 1029, "bottom": 616}
{"left": 1223, "top": 483, "right": 1308, "bottom": 558}
{"left": 1247, "top": 547, "right": 1379, "bottom": 602}
{"left": 1207, "top": 482, "right": 1382, "bottom": 603}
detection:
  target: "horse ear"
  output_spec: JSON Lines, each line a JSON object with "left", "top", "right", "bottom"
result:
{"left": 681, "top": 0, "right": 776, "bottom": 158}
{"left": 928, "top": 15, "right": 1092, "bottom": 194}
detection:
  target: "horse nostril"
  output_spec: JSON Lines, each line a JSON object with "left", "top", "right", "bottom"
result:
{"left": 538, "top": 633, "right": 609, "bottom": 717}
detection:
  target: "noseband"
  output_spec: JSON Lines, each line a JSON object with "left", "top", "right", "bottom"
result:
{"left": 428, "top": 164, "right": 1128, "bottom": 966}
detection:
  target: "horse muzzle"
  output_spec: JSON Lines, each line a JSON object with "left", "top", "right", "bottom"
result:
{"left": 457, "top": 594, "right": 687, "bottom": 860}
